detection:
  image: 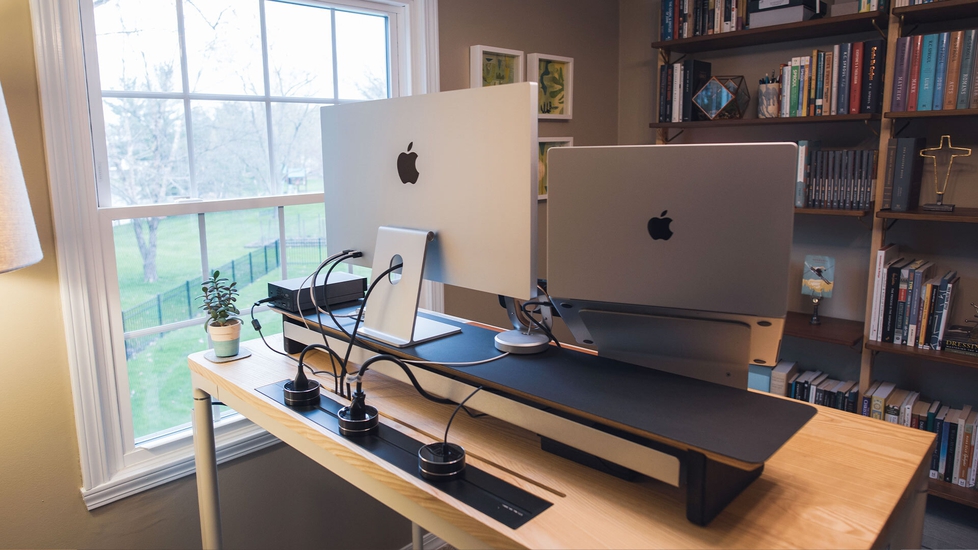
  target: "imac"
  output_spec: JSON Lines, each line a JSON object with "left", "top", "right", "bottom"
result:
{"left": 546, "top": 143, "right": 797, "bottom": 389}
{"left": 319, "top": 83, "right": 542, "bottom": 350}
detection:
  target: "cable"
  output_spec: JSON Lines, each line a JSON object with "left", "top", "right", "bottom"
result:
{"left": 301, "top": 251, "right": 358, "bottom": 390}
{"left": 352, "top": 353, "right": 456, "bottom": 405}
{"left": 520, "top": 299, "right": 562, "bottom": 348}
{"left": 443, "top": 386, "right": 483, "bottom": 448}
{"left": 250, "top": 300, "right": 337, "bottom": 379}
{"left": 404, "top": 352, "right": 510, "bottom": 367}
{"left": 338, "top": 262, "right": 404, "bottom": 393}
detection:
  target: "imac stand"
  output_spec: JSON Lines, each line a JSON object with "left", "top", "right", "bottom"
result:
{"left": 360, "top": 226, "right": 460, "bottom": 347}
{"left": 494, "top": 296, "right": 552, "bottom": 354}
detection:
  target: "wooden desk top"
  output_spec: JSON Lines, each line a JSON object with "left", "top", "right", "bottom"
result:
{"left": 189, "top": 336, "right": 934, "bottom": 549}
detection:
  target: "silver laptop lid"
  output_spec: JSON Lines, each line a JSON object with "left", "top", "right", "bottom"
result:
{"left": 547, "top": 143, "right": 796, "bottom": 320}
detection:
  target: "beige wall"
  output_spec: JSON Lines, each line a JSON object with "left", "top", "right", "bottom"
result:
{"left": 0, "top": 1, "right": 407, "bottom": 547}
{"left": 439, "top": 0, "right": 621, "bottom": 332}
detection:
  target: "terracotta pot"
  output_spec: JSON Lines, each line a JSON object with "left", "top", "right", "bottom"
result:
{"left": 208, "top": 318, "right": 242, "bottom": 357}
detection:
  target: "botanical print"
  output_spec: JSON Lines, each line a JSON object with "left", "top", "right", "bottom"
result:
{"left": 538, "top": 141, "right": 568, "bottom": 197}
{"left": 482, "top": 53, "right": 519, "bottom": 86}
{"left": 537, "top": 60, "right": 567, "bottom": 115}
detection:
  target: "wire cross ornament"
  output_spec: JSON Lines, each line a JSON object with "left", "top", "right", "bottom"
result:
{"left": 919, "top": 135, "right": 972, "bottom": 211}
{"left": 967, "top": 302, "right": 978, "bottom": 340}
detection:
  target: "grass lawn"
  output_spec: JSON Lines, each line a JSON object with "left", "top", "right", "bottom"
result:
{"left": 118, "top": 202, "right": 333, "bottom": 439}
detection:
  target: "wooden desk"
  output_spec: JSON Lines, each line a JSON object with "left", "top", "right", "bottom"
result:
{"left": 189, "top": 335, "right": 934, "bottom": 549}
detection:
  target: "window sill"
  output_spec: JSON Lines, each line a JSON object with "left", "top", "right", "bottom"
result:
{"left": 81, "top": 414, "right": 278, "bottom": 510}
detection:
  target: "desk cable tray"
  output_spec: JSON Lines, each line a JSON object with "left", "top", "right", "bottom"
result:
{"left": 275, "top": 307, "right": 817, "bottom": 526}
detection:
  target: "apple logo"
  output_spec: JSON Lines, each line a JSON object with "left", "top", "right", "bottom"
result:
{"left": 647, "top": 210, "right": 674, "bottom": 240}
{"left": 397, "top": 142, "right": 420, "bottom": 184}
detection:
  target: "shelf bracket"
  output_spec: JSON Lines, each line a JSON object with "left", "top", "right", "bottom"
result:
{"left": 884, "top": 218, "right": 899, "bottom": 231}
{"left": 664, "top": 129, "right": 685, "bottom": 143}
{"left": 895, "top": 120, "right": 911, "bottom": 137}
{"left": 864, "top": 119, "right": 880, "bottom": 137}
{"left": 871, "top": 18, "right": 886, "bottom": 40}
{"left": 659, "top": 49, "right": 671, "bottom": 65}
{"left": 856, "top": 215, "right": 873, "bottom": 230}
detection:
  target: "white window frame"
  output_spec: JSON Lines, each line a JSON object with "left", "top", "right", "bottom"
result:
{"left": 29, "top": 0, "right": 440, "bottom": 510}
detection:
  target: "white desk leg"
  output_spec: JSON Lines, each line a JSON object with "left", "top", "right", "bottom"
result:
{"left": 193, "top": 388, "right": 224, "bottom": 550}
{"left": 412, "top": 522, "right": 425, "bottom": 550}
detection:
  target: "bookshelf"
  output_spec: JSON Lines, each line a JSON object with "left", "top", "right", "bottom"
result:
{"left": 651, "top": 1, "right": 978, "bottom": 507}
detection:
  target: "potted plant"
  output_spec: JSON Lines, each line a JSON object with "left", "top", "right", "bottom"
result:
{"left": 199, "top": 270, "right": 241, "bottom": 357}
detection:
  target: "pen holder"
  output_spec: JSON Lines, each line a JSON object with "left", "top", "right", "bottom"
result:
{"left": 757, "top": 83, "right": 780, "bottom": 118}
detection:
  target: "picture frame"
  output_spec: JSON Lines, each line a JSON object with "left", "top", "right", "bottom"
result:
{"left": 469, "top": 45, "right": 524, "bottom": 88}
{"left": 537, "top": 137, "right": 573, "bottom": 200}
{"left": 528, "top": 53, "right": 574, "bottom": 120}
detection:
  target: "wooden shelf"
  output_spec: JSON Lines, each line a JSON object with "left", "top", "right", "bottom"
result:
{"left": 876, "top": 207, "right": 978, "bottom": 223}
{"left": 929, "top": 478, "right": 978, "bottom": 509}
{"left": 651, "top": 11, "right": 887, "bottom": 54}
{"left": 884, "top": 108, "right": 978, "bottom": 119}
{"left": 649, "top": 113, "right": 879, "bottom": 128}
{"left": 795, "top": 207, "right": 872, "bottom": 217}
{"left": 784, "top": 311, "right": 864, "bottom": 347}
{"left": 866, "top": 341, "right": 978, "bottom": 369}
{"left": 894, "top": 0, "right": 978, "bottom": 25}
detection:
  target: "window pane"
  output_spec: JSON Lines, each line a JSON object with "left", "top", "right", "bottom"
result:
{"left": 103, "top": 98, "right": 190, "bottom": 206}
{"left": 204, "top": 208, "right": 282, "bottom": 288}
{"left": 183, "top": 0, "right": 264, "bottom": 95}
{"left": 115, "top": 215, "right": 203, "bottom": 440}
{"left": 191, "top": 100, "right": 272, "bottom": 198}
{"left": 272, "top": 103, "right": 324, "bottom": 195}
{"left": 335, "top": 11, "right": 389, "bottom": 100}
{"left": 266, "top": 2, "right": 334, "bottom": 98}
{"left": 284, "top": 203, "right": 326, "bottom": 277}
{"left": 93, "top": 0, "right": 182, "bottom": 93}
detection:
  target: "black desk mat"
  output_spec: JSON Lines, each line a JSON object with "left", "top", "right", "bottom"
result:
{"left": 257, "top": 380, "right": 551, "bottom": 529}
{"left": 294, "top": 308, "right": 817, "bottom": 466}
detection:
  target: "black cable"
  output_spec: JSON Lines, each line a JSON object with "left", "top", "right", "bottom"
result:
{"left": 315, "top": 251, "right": 359, "bottom": 341}
{"left": 338, "top": 262, "right": 404, "bottom": 394}
{"left": 302, "top": 251, "right": 357, "bottom": 391}
{"left": 461, "top": 406, "right": 487, "bottom": 418}
{"left": 520, "top": 299, "right": 561, "bottom": 348}
{"left": 352, "top": 353, "right": 455, "bottom": 405}
{"left": 250, "top": 300, "right": 337, "bottom": 380}
{"left": 443, "top": 386, "right": 483, "bottom": 447}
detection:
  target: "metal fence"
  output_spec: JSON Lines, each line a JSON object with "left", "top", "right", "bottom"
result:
{"left": 122, "top": 241, "right": 281, "bottom": 357}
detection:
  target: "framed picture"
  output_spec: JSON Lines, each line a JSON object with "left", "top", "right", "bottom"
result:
{"left": 537, "top": 137, "right": 573, "bottom": 200}
{"left": 528, "top": 53, "right": 573, "bottom": 119}
{"left": 470, "top": 45, "right": 524, "bottom": 88}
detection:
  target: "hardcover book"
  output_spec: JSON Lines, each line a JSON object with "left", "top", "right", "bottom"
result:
{"left": 943, "top": 31, "right": 964, "bottom": 110}
{"left": 861, "top": 39, "right": 885, "bottom": 113}
{"left": 891, "top": 137, "right": 925, "bottom": 212}
{"left": 891, "top": 36, "right": 912, "bottom": 112}
{"left": 957, "top": 29, "right": 977, "bottom": 109}
{"left": 907, "top": 35, "right": 923, "bottom": 111}
{"left": 849, "top": 42, "right": 864, "bottom": 114}
{"left": 932, "top": 32, "right": 951, "bottom": 111}
{"left": 917, "top": 34, "right": 939, "bottom": 111}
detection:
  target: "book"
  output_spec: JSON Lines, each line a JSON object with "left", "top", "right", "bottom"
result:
{"left": 891, "top": 137, "right": 925, "bottom": 213}
{"left": 808, "top": 372, "right": 829, "bottom": 404}
{"left": 902, "top": 391, "right": 920, "bottom": 426}
{"left": 814, "top": 50, "right": 824, "bottom": 116}
{"left": 961, "top": 410, "right": 978, "bottom": 487}
{"left": 870, "top": 245, "right": 900, "bottom": 341}
{"left": 882, "top": 258, "right": 912, "bottom": 343}
{"left": 672, "top": 62, "right": 683, "bottom": 122}
{"left": 932, "top": 32, "right": 951, "bottom": 111}
{"left": 928, "top": 400, "right": 941, "bottom": 432}
{"left": 944, "top": 335, "right": 978, "bottom": 357}
{"left": 891, "top": 36, "right": 912, "bottom": 112}
{"left": 659, "top": 65, "right": 672, "bottom": 122}
{"left": 967, "top": 412, "right": 978, "bottom": 488}
{"left": 932, "top": 405, "right": 949, "bottom": 478}
{"left": 821, "top": 49, "right": 832, "bottom": 116}
{"left": 884, "top": 388, "right": 909, "bottom": 423}
{"left": 956, "top": 29, "right": 977, "bottom": 110}
{"left": 881, "top": 138, "right": 897, "bottom": 209}
{"left": 917, "top": 34, "right": 939, "bottom": 111}
{"left": 830, "top": 44, "right": 841, "bottom": 115}
{"left": 936, "top": 275, "right": 960, "bottom": 348}
{"left": 769, "top": 360, "right": 798, "bottom": 397}
{"left": 790, "top": 57, "right": 801, "bottom": 117}
{"left": 871, "top": 381, "right": 896, "bottom": 420}
{"left": 862, "top": 380, "right": 882, "bottom": 416}
{"left": 953, "top": 405, "right": 973, "bottom": 484}
{"left": 907, "top": 35, "right": 923, "bottom": 111}
{"left": 796, "top": 141, "right": 816, "bottom": 207}
{"left": 849, "top": 42, "right": 864, "bottom": 114}
{"left": 896, "top": 259, "right": 925, "bottom": 344}
{"left": 929, "top": 270, "right": 958, "bottom": 349}
{"left": 912, "top": 400, "right": 930, "bottom": 429}
{"left": 943, "top": 31, "right": 964, "bottom": 110}
{"left": 918, "top": 275, "right": 942, "bottom": 348}
{"left": 944, "top": 409, "right": 960, "bottom": 483}
{"left": 861, "top": 39, "right": 885, "bottom": 113}
{"left": 800, "top": 56, "right": 811, "bottom": 117}
{"left": 838, "top": 43, "right": 851, "bottom": 115}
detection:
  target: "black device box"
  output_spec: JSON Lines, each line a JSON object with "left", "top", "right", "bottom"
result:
{"left": 268, "top": 271, "right": 366, "bottom": 314}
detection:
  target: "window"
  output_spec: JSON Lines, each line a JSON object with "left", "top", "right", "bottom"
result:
{"left": 30, "top": 0, "right": 437, "bottom": 508}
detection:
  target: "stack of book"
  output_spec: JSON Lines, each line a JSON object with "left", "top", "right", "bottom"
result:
{"left": 794, "top": 141, "right": 876, "bottom": 210}
{"left": 660, "top": 0, "right": 749, "bottom": 40}
{"left": 889, "top": 30, "right": 978, "bottom": 113}
{"left": 867, "top": 244, "right": 960, "bottom": 349}
{"left": 862, "top": 382, "right": 978, "bottom": 488}
{"left": 776, "top": 40, "right": 886, "bottom": 118}
{"left": 768, "top": 362, "right": 862, "bottom": 411}
{"left": 893, "top": 0, "right": 959, "bottom": 7}
{"left": 658, "top": 60, "right": 712, "bottom": 122}
{"left": 747, "top": 0, "right": 827, "bottom": 29}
